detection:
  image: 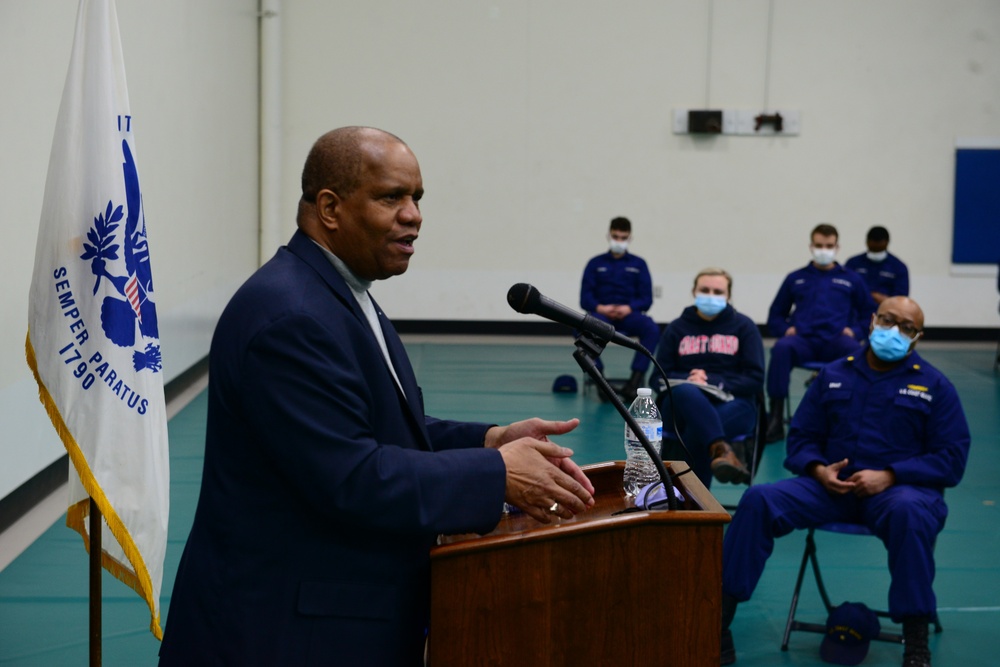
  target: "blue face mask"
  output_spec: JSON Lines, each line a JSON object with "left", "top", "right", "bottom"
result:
{"left": 869, "top": 325, "right": 914, "bottom": 362}
{"left": 694, "top": 294, "right": 727, "bottom": 317}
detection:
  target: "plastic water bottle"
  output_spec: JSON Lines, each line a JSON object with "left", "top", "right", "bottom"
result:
{"left": 623, "top": 387, "right": 663, "bottom": 498}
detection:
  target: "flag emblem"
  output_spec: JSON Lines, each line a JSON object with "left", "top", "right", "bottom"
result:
{"left": 79, "top": 139, "right": 161, "bottom": 372}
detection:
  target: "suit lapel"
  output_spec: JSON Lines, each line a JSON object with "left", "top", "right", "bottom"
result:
{"left": 285, "top": 231, "right": 433, "bottom": 450}
{"left": 374, "top": 298, "right": 433, "bottom": 450}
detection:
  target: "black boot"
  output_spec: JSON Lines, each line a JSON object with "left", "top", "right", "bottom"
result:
{"left": 902, "top": 616, "right": 931, "bottom": 667}
{"left": 765, "top": 398, "right": 785, "bottom": 443}
{"left": 721, "top": 594, "right": 738, "bottom": 665}
{"left": 620, "top": 369, "right": 645, "bottom": 404}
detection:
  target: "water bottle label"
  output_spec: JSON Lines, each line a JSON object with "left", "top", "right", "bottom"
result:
{"left": 641, "top": 422, "right": 662, "bottom": 442}
{"left": 626, "top": 422, "right": 662, "bottom": 442}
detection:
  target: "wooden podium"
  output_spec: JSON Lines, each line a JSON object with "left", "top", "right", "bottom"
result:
{"left": 428, "top": 461, "right": 731, "bottom": 667}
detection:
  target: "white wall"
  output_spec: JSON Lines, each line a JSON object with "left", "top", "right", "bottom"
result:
{"left": 0, "top": 1, "right": 260, "bottom": 500}
{"left": 3, "top": 0, "right": 999, "bottom": 503}
{"left": 280, "top": 0, "right": 999, "bottom": 328}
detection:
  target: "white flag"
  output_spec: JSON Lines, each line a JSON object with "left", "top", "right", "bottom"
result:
{"left": 25, "top": 0, "right": 169, "bottom": 639}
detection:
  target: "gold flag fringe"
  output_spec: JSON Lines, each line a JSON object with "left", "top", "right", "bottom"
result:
{"left": 25, "top": 331, "right": 164, "bottom": 640}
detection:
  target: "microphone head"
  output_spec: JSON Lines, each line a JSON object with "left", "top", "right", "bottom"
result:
{"left": 506, "top": 283, "right": 538, "bottom": 314}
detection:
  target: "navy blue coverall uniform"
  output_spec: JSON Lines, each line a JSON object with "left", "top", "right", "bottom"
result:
{"left": 649, "top": 304, "right": 765, "bottom": 488}
{"left": 722, "top": 349, "right": 971, "bottom": 621}
{"left": 580, "top": 251, "right": 660, "bottom": 373}
{"left": 845, "top": 251, "right": 910, "bottom": 322}
{"left": 766, "top": 263, "right": 874, "bottom": 399}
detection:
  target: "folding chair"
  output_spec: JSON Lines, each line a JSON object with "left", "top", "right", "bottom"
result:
{"left": 780, "top": 522, "right": 943, "bottom": 651}
{"left": 730, "top": 391, "right": 768, "bottom": 483}
{"left": 785, "top": 360, "right": 828, "bottom": 423}
{"left": 721, "top": 391, "right": 768, "bottom": 512}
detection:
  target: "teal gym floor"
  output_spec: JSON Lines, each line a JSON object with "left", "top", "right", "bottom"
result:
{"left": 0, "top": 337, "right": 997, "bottom": 665}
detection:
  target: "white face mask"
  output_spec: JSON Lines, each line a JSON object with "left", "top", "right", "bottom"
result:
{"left": 866, "top": 250, "right": 888, "bottom": 262}
{"left": 609, "top": 239, "right": 629, "bottom": 255}
{"left": 811, "top": 247, "right": 837, "bottom": 266}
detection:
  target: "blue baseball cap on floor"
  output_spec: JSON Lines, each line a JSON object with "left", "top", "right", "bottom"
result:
{"left": 551, "top": 374, "right": 578, "bottom": 393}
{"left": 820, "top": 601, "right": 881, "bottom": 665}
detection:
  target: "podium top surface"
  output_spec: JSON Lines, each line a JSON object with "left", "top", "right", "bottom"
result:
{"left": 432, "top": 460, "right": 730, "bottom": 559}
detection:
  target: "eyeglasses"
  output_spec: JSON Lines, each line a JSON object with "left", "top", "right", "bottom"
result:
{"left": 874, "top": 313, "right": 921, "bottom": 338}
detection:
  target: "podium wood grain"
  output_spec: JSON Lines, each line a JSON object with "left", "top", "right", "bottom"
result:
{"left": 429, "top": 461, "right": 731, "bottom": 667}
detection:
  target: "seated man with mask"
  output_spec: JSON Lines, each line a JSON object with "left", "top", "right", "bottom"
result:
{"left": 580, "top": 216, "right": 660, "bottom": 402}
{"left": 720, "top": 296, "right": 971, "bottom": 667}
{"left": 846, "top": 225, "right": 910, "bottom": 307}
{"left": 764, "top": 223, "right": 874, "bottom": 442}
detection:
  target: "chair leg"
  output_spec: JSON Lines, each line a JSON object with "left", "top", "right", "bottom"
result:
{"left": 808, "top": 531, "right": 834, "bottom": 614}
{"left": 781, "top": 529, "right": 817, "bottom": 650}
{"left": 747, "top": 437, "right": 759, "bottom": 485}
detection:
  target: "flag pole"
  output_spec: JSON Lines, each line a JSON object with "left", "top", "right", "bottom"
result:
{"left": 89, "top": 497, "right": 102, "bottom": 666}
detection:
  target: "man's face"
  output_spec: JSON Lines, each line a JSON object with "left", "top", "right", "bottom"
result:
{"left": 872, "top": 297, "right": 924, "bottom": 340}
{"left": 810, "top": 233, "right": 838, "bottom": 252}
{"left": 609, "top": 230, "right": 630, "bottom": 244}
{"left": 866, "top": 239, "right": 889, "bottom": 253}
{"left": 328, "top": 139, "right": 423, "bottom": 281}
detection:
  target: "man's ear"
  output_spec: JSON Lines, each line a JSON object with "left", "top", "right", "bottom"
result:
{"left": 315, "top": 189, "right": 340, "bottom": 231}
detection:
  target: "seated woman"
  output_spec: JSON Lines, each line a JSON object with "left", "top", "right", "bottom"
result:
{"left": 650, "top": 268, "right": 765, "bottom": 488}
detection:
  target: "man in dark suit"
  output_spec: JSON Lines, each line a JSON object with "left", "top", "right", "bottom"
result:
{"left": 159, "top": 127, "right": 595, "bottom": 666}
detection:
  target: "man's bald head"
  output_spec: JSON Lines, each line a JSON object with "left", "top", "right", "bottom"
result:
{"left": 299, "top": 126, "right": 406, "bottom": 207}
{"left": 877, "top": 296, "right": 924, "bottom": 333}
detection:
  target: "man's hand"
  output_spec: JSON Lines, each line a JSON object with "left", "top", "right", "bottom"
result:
{"left": 846, "top": 469, "right": 895, "bottom": 498}
{"left": 499, "top": 440, "right": 595, "bottom": 523}
{"left": 613, "top": 304, "right": 632, "bottom": 318}
{"left": 484, "top": 418, "right": 579, "bottom": 449}
{"left": 810, "top": 458, "right": 855, "bottom": 495}
{"left": 871, "top": 291, "right": 888, "bottom": 304}
{"left": 842, "top": 327, "right": 855, "bottom": 338}
{"left": 596, "top": 304, "right": 616, "bottom": 318}
{"left": 486, "top": 418, "right": 595, "bottom": 512}
{"left": 596, "top": 304, "right": 630, "bottom": 320}
{"left": 784, "top": 326, "right": 798, "bottom": 337}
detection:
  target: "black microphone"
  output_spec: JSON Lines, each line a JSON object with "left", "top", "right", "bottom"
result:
{"left": 506, "top": 283, "right": 645, "bottom": 353}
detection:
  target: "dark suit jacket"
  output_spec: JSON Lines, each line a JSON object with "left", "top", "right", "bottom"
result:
{"left": 160, "top": 231, "right": 507, "bottom": 666}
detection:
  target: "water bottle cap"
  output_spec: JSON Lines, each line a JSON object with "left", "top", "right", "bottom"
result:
{"left": 636, "top": 387, "right": 652, "bottom": 397}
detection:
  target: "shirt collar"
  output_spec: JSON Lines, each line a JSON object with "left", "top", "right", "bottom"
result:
{"left": 849, "top": 348, "right": 924, "bottom": 377}
{"left": 311, "top": 240, "right": 372, "bottom": 295}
